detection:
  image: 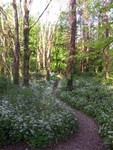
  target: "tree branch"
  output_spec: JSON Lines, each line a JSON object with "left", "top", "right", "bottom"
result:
{"left": 29, "top": 0, "right": 53, "bottom": 30}
{"left": 0, "top": 6, "right": 8, "bottom": 20}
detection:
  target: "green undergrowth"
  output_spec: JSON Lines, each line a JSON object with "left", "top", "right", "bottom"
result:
{"left": 58, "top": 75, "right": 113, "bottom": 149}
{"left": 0, "top": 77, "right": 77, "bottom": 148}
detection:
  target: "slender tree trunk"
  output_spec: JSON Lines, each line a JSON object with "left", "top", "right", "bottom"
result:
{"left": 0, "top": 58, "right": 2, "bottom": 73}
{"left": 12, "top": 0, "right": 20, "bottom": 85}
{"left": 105, "top": 27, "right": 109, "bottom": 79}
{"left": 67, "top": 0, "right": 76, "bottom": 90}
{"left": 2, "top": 49, "right": 6, "bottom": 74}
{"left": 45, "top": 24, "right": 53, "bottom": 81}
{"left": 104, "top": 0, "right": 109, "bottom": 79}
{"left": 85, "top": 27, "right": 90, "bottom": 72}
{"left": 39, "top": 22, "right": 54, "bottom": 80}
{"left": 0, "top": 14, "right": 6, "bottom": 75}
{"left": 42, "top": 25, "right": 46, "bottom": 70}
{"left": 82, "top": 1, "right": 90, "bottom": 72}
{"left": 38, "top": 26, "right": 43, "bottom": 70}
{"left": 36, "top": 49, "right": 41, "bottom": 72}
{"left": 23, "top": 0, "right": 30, "bottom": 86}
{"left": 98, "top": 10, "right": 103, "bottom": 72}
{"left": 0, "top": 5, "right": 14, "bottom": 77}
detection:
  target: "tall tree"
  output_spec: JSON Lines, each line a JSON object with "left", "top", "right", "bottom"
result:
{"left": 0, "top": 5, "right": 13, "bottom": 76}
{"left": 104, "top": 0, "right": 109, "bottom": 79}
{"left": 12, "top": 0, "right": 20, "bottom": 85}
{"left": 67, "top": 0, "right": 77, "bottom": 89}
{"left": 23, "top": 0, "right": 32, "bottom": 86}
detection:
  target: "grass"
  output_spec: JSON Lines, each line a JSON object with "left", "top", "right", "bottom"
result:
{"left": 58, "top": 75, "right": 113, "bottom": 149}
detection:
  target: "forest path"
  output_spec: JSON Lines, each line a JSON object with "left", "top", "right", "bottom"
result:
{"left": 42, "top": 80, "right": 107, "bottom": 150}
{"left": 3, "top": 81, "right": 108, "bottom": 150}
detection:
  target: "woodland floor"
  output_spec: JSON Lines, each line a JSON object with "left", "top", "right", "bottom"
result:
{"left": 2, "top": 81, "right": 108, "bottom": 150}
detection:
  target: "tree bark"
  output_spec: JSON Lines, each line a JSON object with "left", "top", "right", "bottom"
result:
{"left": 0, "top": 6, "right": 12, "bottom": 75}
{"left": 67, "top": 0, "right": 76, "bottom": 90}
{"left": 23, "top": 0, "right": 30, "bottom": 86}
{"left": 105, "top": 27, "right": 109, "bottom": 79}
{"left": 12, "top": 0, "right": 20, "bottom": 85}
{"left": 97, "top": 9, "right": 103, "bottom": 72}
{"left": 104, "top": 0, "right": 109, "bottom": 79}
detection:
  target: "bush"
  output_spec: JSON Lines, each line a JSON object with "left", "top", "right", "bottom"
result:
{"left": 0, "top": 117, "right": 12, "bottom": 147}
{"left": 0, "top": 75, "right": 9, "bottom": 94}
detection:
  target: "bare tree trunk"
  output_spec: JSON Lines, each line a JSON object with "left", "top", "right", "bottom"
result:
{"left": 2, "top": 49, "right": 6, "bottom": 74}
{"left": 38, "top": 27, "right": 43, "bottom": 70}
{"left": 104, "top": 0, "right": 109, "bottom": 79}
{"left": 36, "top": 49, "right": 41, "bottom": 72}
{"left": 42, "top": 25, "right": 46, "bottom": 69}
{"left": 23, "top": 0, "right": 31, "bottom": 86}
{"left": 0, "top": 12, "right": 7, "bottom": 75}
{"left": 67, "top": 0, "right": 76, "bottom": 90}
{"left": 45, "top": 24, "right": 54, "bottom": 81}
{"left": 39, "top": 21, "right": 54, "bottom": 80}
{"left": 12, "top": 0, "right": 20, "bottom": 85}
{"left": 82, "top": 1, "right": 90, "bottom": 72}
{"left": 105, "top": 27, "right": 109, "bottom": 79}
{"left": 85, "top": 26, "right": 90, "bottom": 72}
{"left": 97, "top": 9, "right": 103, "bottom": 72}
{"left": 0, "top": 5, "right": 14, "bottom": 77}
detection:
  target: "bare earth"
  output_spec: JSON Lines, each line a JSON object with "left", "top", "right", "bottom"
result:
{"left": 2, "top": 82, "right": 108, "bottom": 150}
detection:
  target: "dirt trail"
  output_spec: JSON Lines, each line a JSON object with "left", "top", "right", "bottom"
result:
{"left": 42, "top": 107, "right": 107, "bottom": 150}
{"left": 41, "top": 81, "right": 107, "bottom": 150}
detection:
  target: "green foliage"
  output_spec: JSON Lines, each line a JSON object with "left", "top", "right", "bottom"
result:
{"left": 0, "top": 117, "right": 12, "bottom": 147}
{"left": 0, "top": 80, "right": 77, "bottom": 148}
{"left": 58, "top": 75, "right": 113, "bottom": 148}
{"left": 0, "top": 75, "right": 12, "bottom": 94}
{"left": 51, "top": 11, "right": 69, "bottom": 73}
{"left": 29, "top": 18, "right": 40, "bottom": 72}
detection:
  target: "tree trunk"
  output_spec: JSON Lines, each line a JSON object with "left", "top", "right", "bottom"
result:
{"left": 12, "top": 0, "right": 20, "bottom": 85}
{"left": 45, "top": 23, "right": 53, "bottom": 81}
{"left": 23, "top": 0, "right": 30, "bottom": 86}
{"left": 98, "top": 10, "right": 103, "bottom": 72}
{"left": 39, "top": 22, "right": 54, "bottom": 80}
{"left": 104, "top": 0, "right": 109, "bottom": 79}
{"left": 67, "top": 0, "right": 76, "bottom": 90}
{"left": 105, "top": 27, "right": 109, "bottom": 79}
{"left": 82, "top": 1, "right": 90, "bottom": 72}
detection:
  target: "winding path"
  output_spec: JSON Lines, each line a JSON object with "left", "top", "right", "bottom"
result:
{"left": 3, "top": 81, "right": 107, "bottom": 150}
{"left": 42, "top": 106, "right": 107, "bottom": 150}
{"left": 42, "top": 81, "right": 107, "bottom": 150}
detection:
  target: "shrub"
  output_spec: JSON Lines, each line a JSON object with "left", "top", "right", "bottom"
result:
{"left": 0, "top": 117, "right": 13, "bottom": 147}
{"left": 0, "top": 75, "right": 9, "bottom": 94}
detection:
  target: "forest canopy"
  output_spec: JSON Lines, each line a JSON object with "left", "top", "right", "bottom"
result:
{"left": 0, "top": 0, "right": 113, "bottom": 85}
